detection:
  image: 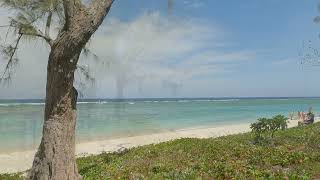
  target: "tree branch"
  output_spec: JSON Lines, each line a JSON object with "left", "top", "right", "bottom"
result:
{"left": 89, "top": 0, "right": 115, "bottom": 27}
{"left": 63, "top": 0, "right": 83, "bottom": 28}
{"left": 45, "top": 11, "right": 53, "bottom": 38}
{"left": 21, "top": 31, "right": 53, "bottom": 46}
{"left": 0, "top": 25, "right": 11, "bottom": 28}
{"left": 2, "top": 22, "right": 53, "bottom": 46}
{"left": 0, "top": 34, "right": 22, "bottom": 82}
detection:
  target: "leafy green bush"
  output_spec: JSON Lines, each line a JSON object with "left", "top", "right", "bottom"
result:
{"left": 250, "top": 114, "right": 288, "bottom": 141}
{"left": 0, "top": 173, "right": 23, "bottom": 180}
{"left": 250, "top": 117, "right": 269, "bottom": 140}
{"left": 270, "top": 115, "right": 288, "bottom": 137}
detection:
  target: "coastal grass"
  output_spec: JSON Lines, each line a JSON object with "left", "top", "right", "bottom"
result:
{"left": 1, "top": 122, "right": 320, "bottom": 180}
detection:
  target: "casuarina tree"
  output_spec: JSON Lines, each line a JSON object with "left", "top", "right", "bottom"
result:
{"left": 0, "top": 0, "right": 178, "bottom": 179}
{"left": 0, "top": 0, "right": 114, "bottom": 179}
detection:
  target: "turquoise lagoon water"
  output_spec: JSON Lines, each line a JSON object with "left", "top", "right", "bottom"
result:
{"left": 0, "top": 98, "right": 319, "bottom": 152}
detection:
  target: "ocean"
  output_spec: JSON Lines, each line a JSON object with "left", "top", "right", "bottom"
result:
{"left": 0, "top": 97, "right": 319, "bottom": 152}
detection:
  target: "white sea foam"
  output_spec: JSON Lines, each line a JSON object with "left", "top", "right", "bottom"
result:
{"left": 0, "top": 103, "right": 45, "bottom": 107}
{"left": 177, "top": 100, "right": 190, "bottom": 103}
{"left": 142, "top": 101, "right": 153, "bottom": 103}
{"left": 26, "top": 103, "right": 45, "bottom": 105}
{"left": 135, "top": 99, "right": 241, "bottom": 104}
{"left": 0, "top": 101, "right": 112, "bottom": 107}
{"left": 77, "top": 102, "right": 96, "bottom": 104}
{"left": 176, "top": 99, "right": 240, "bottom": 103}
{"left": 267, "top": 98, "right": 289, "bottom": 101}
{"left": 210, "top": 99, "right": 240, "bottom": 102}
{"left": 77, "top": 101, "right": 109, "bottom": 105}
{"left": 99, "top": 101, "right": 108, "bottom": 104}
{"left": 0, "top": 99, "right": 241, "bottom": 107}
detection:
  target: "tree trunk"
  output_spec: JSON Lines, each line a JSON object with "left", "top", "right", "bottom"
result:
{"left": 28, "top": 35, "right": 82, "bottom": 180}
{"left": 27, "top": 2, "right": 114, "bottom": 179}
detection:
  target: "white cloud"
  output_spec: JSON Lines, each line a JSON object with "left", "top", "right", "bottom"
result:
{"left": 183, "top": 0, "right": 205, "bottom": 8}
{"left": 0, "top": 12, "right": 258, "bottom": 98}
{"left": 81, "top": 12, "right": 258, "bottom": 98}
{"left": 271, "top": 57, "right": 298, "bottom": 66}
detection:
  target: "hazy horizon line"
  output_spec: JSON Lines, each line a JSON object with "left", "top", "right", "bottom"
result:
{"left": 1, "top": 96, "right": 320, "bottom": 101}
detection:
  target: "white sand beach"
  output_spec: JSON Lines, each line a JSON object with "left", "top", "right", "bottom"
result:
{"left": 0, "top": 119, "right": 311, "bottom": 173}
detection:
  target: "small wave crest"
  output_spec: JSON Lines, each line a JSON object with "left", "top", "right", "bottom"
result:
{"left": 141, "top": 99, "right": 241, "bottom": 103}
{"left": 0, "top": 103, "right": 45, "bottom": 107}
{"left": 209, "top": 99, "right": 240, "bottom": 102}
{"left": 177, "top": 100, "right": 190, "bottom": 103}
{"left": 78, "top": 101, "right": 108, "bottom": 105}
{"left": 0, "top": 101, "right": 110, "bottom": 107}
{"left": 0, "top": 99, "right": 242, "bottom": 107}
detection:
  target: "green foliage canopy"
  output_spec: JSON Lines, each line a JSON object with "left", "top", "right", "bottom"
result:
{"left": 0, "top": 0, "right": 98, "bottom": 84}
{"left": 250, "top": 114, "right": 288, "bottom": 141}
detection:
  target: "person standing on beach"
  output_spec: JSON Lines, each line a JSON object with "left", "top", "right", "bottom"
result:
{"left": 301, "top": 112, "right": 306, "bottom": 121}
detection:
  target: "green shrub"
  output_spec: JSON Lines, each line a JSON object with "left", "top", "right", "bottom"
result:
{"left": 250, "top": 118, "right": 269, "bottom": 140}
{"left": 270, "top": 115, "right": 288, "bottom": 137}
{"left": 0, "top": 173, "right": 23, "bottom": 180}
{"left": 250, "top": 114, "right": 288, "bottom": 141}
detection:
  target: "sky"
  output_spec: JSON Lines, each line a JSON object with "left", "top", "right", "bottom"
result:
{"left": 0, "top": 0, "right": 320, "bottom": 99}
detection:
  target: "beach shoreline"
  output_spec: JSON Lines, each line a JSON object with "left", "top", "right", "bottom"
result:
{"left": 0, "top": 119, "right": 308, "bottom": 174}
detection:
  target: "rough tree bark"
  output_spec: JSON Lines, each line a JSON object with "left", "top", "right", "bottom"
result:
{"left": 28, "top": 1, "right": 114, "bottom": 179}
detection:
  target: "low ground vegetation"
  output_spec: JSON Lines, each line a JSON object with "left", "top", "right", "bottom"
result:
{"left": 1, "top": 120, "right": 319, "bottom": 179}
